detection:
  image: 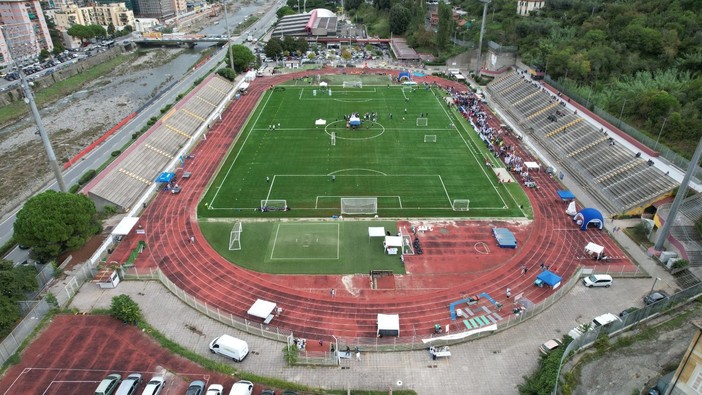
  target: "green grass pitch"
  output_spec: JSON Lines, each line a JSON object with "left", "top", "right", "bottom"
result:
{"left": 198, "top": 79, "right": 530, "bottom": 219}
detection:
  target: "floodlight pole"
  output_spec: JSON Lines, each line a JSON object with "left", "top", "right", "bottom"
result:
{"left": 1, "top": 26, "right": 66, "bottom": 192}
{"left": 222, "top": 0, "right": 234, "bottom": 70}
{"left": 475, "top": 0, "right": 491, "bottom": 76}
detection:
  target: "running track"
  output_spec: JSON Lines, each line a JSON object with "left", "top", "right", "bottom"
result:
{"left": 109, "top": 68, "right": 635, "bottom": 341}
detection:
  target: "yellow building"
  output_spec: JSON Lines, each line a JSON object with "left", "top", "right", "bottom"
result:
{"left": 53, "top": 3, "right": 135, "bottom": 30}
{"left": 668, "top": 320, "right": 702, "bottom": 394}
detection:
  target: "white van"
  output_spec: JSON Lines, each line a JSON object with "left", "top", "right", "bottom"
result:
{"left": 209, "top": 334, "right": 249, "bottom": 362}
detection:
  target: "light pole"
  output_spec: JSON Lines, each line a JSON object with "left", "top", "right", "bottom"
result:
{"left": 222, "top": 0, "right": 234, "bottom": 70}
{"left": 648, "top": 277, "right": 661, "bottom": 297}
{"left": 617, "top": 99, "right": 627, "bottom": 128}
{"left": 654, "top": 117, "right": 667, "bottom": 151}
{"left": 1, "top": 25, "right": 66, "bottom": 192}
{"left": 474, "top": 0, "right": 491, "bottom": 76}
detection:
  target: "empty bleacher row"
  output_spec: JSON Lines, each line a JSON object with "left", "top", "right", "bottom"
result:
{"left": 659, "top": 193, "right": 702, "bottom": 267}
{"left": 487, "top": 71, "right": 678, "bottom": 214}
{"left": 88, "top": 76, "right": 234, "bottom": 211}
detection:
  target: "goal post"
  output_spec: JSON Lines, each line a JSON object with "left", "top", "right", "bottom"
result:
{"left": 229, "top": 222, "right": 242, "bottom": 250}
{"left": 260, "top": 199, "right": 288, "bottom": 211}
{"left": 340, "top": 197, "right": 377, "bottom": 215}
{"left": 424, "top": 135, "right": 436, "bottom": 143}
{"left": 342, "top": 80, "right": 363, "bottom": 88}
{"left": 452, "top": 199, "right": 470, "bottom": 211}
{"left": 417, "top": 117, "right": 428, "bottom": 127}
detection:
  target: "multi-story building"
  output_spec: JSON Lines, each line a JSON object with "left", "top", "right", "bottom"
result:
{"left": 0, "top": 0, "right": 53, "bottom": 66}
{"left": 53, "top": 3, "right": 135, "bottom": 31}
{"left": 132, "top": 0, "right": 175, "bottom": 20}
{"left": 517, "top": 0, "right": 545, "bottom": 16}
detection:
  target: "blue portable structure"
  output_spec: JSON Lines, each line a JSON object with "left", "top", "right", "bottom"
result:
{"left": 492, "top": 228, "right": 517, "bottom": 248}
{"left": 534, "top": 270, "right": 562, "bottom": 289}
{"left": 398, "top": 71, "right": 411, "bottom": 81}
{"left": 557, "top": 190, "right": 575, "bottom": 201}
{"left": 573, "top": 208, "right": 604, "bottom": 231}
{"left": 155, "top": 172, "right": 175, "bottom": 183}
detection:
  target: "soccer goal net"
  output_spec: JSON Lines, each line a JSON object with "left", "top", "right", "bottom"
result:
{"left": 229, "top": 222, "right": 242, "bottom": 250}
{"left": 342, "top": 81, "right": 363, "bottom": 88}
{"left": 260, "top": 199, "right": 288, "bottom": 211}
{"left": 417, "top": 118, "right": 428, "bottom": 127}
{"left": 341, "top": 197, "right": 377, "bottom": 215}
{"left": 452, "top": 199, "right": 470, "bottom": 211}
{"left": 424, "top": 135, "right": 436, "bottom": 143}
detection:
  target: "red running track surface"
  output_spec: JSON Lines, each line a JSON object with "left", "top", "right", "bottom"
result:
{"left": 109, "top": 69, "right": 636, "bottom": 341}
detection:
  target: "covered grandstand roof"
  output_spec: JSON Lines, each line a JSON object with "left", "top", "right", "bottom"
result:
{"left": 391, "top": 38, "right": 420, "bottom": 60}
{"left": 272, "top": 9, "right": 338, "bottom": 37}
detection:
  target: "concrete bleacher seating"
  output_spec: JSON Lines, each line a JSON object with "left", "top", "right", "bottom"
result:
{"left": 88, "top": 75, "right": 235, "bottom": 211}
{"left": 487, "top": 70, "right": 678, "bottom": 213}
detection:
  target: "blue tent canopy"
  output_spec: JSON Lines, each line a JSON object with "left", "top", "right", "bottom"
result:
{"left": 557, "top": 190, "right": 575, "bottom": 200}
{"left": 535, "top": 270, "right": 562, "bottom": 288}
{"left": 155, "top": 172, "right": 176, "bottom": 183}
{"left": 574, "top": 207, "right": 604, "bottom": 231}
{"left": 398, "top": 71, "right": 411, "bottom": 81}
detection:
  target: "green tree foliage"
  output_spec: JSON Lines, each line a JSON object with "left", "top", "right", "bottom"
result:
{"left": 264, "top": 37, "right": 283, "bottom": 59}
{"left": 228, "top": 44, "right": 255, "bottom": 72}
{"left": 107, "top": 23, "right": 116, "bottom": 38}
{"left": 66, "top": 25, "right": 92, "bottom": 43}
{"left": 110, "top": 294, "right": 142, "bottom": 325}
{"left": 89, "top": 24, "right": 107, "bottom": 40}
{"left": 39, "top": 49, "right": 50, "bottom": 60}
{"left": 389, "top": 4, "right": 411, "bottom": 35}
{"left": 276, "top": 5, "right": 296, "bottom": 18}
{"left": 345, "top": 0, "right": 363, "bottom": 11}
{"left": 13, "top": 191, "right": 99, "bottom": 262}
{"left": 0, "top": 260, "right": 38, "bottom": 333}
{"left": 295, "top": 37, "right": 309, "bottom": 54}
{"left": 217, "top": 67, "right": 236, "bottom": 81}
{"left": 373, "top": 0, "right": 391, "bottom": 11}
{"left": 518, "top": 335, "right": 572, "bottom": 394}
{"left": 436, "top": 1, "right": 454, "bottom": 50}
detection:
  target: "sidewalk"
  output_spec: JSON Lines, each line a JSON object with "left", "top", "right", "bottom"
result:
{"left": 70, "top": 275, "right": 653, "bottom": 394}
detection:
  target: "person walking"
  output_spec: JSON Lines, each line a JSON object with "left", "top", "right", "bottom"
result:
{"left": 190, "top": 236, "right": 195, "bottom": 244}
{"left": 266, "top": 176, "right": 270, "bottom": 183}
{"left": 506, "top": 288, "right": 511, "bottom": 299}
{"left": 331, "top": 175, "right": 336, "bottom": 182}
{"left": 330, "top": 288, "right": 336, "bottom": 298}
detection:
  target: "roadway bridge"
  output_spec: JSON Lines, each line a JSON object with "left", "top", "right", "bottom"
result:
{"left": 133, "top": 37, "right": 230, "bottom": 48}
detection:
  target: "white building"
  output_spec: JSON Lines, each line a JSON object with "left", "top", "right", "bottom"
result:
{"left": 517, "top": 0, "right": 545, "bottom": 16}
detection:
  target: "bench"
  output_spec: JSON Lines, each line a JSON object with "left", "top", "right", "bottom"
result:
{"left": 263, "top": 314, "right": 274, "bottom": 324}
{"left": 463, "top": 319, "right": 472, "bottom": 329}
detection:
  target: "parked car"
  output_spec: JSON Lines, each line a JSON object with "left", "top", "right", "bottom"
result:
{"left": 141, "top": 376, "right": 165, "bottom": 395}
{"left": 619, "top": 307, "right": 638, "bottom": 317}
{"left": 260, "top": 390, "right": 276, "bottom": 395}
{"left": 644, "top": 291, "right": 669, "bottom": 306}
{"left": 229, "top": 380, "right": 253, "bottom": 395}
{"left": 186, "top": 380, "right": 205, "bottom": 395}
{"left": 582, "top": 274, "right": 613, "bottom": 288}
{"left": 539, "top": 338, "right": 563, "bottom": 355}
{"left": 205, "top": 384, "right": 224, "bottom": 395}
{"left": 95, "top": 373, "right": 122, "bottom": 395}
{"left": 116, "top": 373, "right": 142, "bottom": 395}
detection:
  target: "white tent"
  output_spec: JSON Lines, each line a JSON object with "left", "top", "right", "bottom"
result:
{"left": 315, "top": 119, "right": 326, "bottom": 126}
{"left": 247, "top": 299, "right": 277, "bottom": 319}
{"left": 319, "top": 81, "right": 328, "bottom": 87}
{"left": 112, "top": 217, "right": 140, "bottom": 236}
{"left": 584, "top": 242, "right": 604, "bottom": 259}
{"left": 238, "top": 82, "right": 250, "bottom": 92}
{"left": 566, "top": 201, "right": 577, "bottom": 216}
{"left": 383, "top": 235, "right": 403, "bottom": 255}
{"left": 377, "top": 313, "right": 400, "bottom": 337}
{"left": 525, "top": 161, "right": 540, "bottom": 171}
{"left": 368, "top": 227, "right": 385, "bottom": 241}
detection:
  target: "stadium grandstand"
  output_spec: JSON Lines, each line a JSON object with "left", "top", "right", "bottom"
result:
{"left": 487, "top": 70, "right": 679, "bottom": 215}
{"left": 271, "top": 8, "right": 338, "bottom": 38}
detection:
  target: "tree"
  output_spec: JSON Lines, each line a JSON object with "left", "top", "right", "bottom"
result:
{"left": 107, "top": 23, "right": 116, "bottom": 38}
{"left": 341, "top": 49, "right": 352, "bottom": 61}
{"left": 13, "top": 191, "right": 100, "bottom": 262}
{"left": 89, "top": 24, "right": 107, "bottom": 40}
{"left": 39, "top": 49, "right": 51, "bottom": 60}
{"left": 282, "top": 36, "right": 297, "bottom": 53}
{"left": 436, "top": 1, "right": 454, "bottom": 50}
{"left": 295, "top": 37, "right": 309, "bottom": 55}
{"left": 66, "top": 25, "right": 92, "bottom": 44}
{"left": 217, "top": 67, "right": 236, "bottom": 81}
{"left": 110, "top": 294, "right": 142, "bottom": 325}
{"left": 264, "top": 37, "right": 283, "bottom": 59}
{"left": 0, "top": 260, "right": 38, "bottom": 333}
{"left": 389, "top": 4, "right": 410, "bottom": 35}
{"left": 276, "top": 5, "right": 296, "bottom": 18}
{"left": 228, "top": 44, "right": 255, "bottom": 73}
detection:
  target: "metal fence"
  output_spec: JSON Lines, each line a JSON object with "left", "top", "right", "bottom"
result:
{"left": 0, "top": 298, "right": 51, "bottom": 365}
{"left": 555, "top": 280, "right": 702, "bottom": 393}
{"left": 125, "top": 266, "right": 583, "bottom": 354}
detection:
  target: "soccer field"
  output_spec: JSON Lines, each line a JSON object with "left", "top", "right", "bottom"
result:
{"left": 199, "top": 77, "right": 529, "bottom": 218}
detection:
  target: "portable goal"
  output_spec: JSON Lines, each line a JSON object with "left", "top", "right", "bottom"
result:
{"left": 452, "top": 199, "right": 470, "bottom": 211}
{"left": 340, "top": 197, "right": 377, "bottom": 215}
{"left": 260, "top": 199, "right": 288, "bottom": 211}
{"left": 229, "top": 222, "right": 243, "bottom": 250}
{"left": 424, "top": 135, "right": 436, "bottom": 143}
{"left": 342, "top": 80, "right": 363, "bottom": 88}
{"left": 417, "top": 118, "right": 428, "bottom": 127}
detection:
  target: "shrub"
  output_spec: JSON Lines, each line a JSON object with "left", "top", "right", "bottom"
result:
{"left": 283, "top": 344, "right": 298, "bottom": 365}
{"left": 110, "top": 150, "right": 121, "bottom": 157}
{"left": 160, "top": 104, "right": 172, "bottom": 114}
{"left": 146, "top": 117, "right": 158, "bottom": 126}
{"left": 110, "top": 294, "right": 142, "bottom": 325}
{"left": 672, "top": 259, "right": 689, "bottom": 269}
{"left": 77, "top": 169, "right": 97, "bottom": 185}
{"left": 69, "top": 184, "right": 80, "bottom": 194}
